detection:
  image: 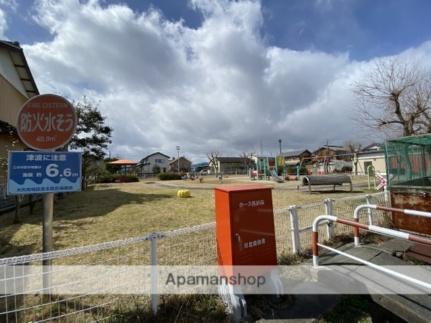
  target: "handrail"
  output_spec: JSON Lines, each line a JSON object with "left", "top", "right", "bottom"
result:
{"left": 311, "top": 215, "right": 431, "bottom": 290}
{"left": 353, "top": 204, "right": 431, "bottom": 246}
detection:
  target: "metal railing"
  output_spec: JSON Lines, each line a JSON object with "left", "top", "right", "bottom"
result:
{"left": 352, "top": 204, "right": 431, "bottom": 246}
{"left": 311, "top": 215, "right": 431, "bottom": 290}
{"left": 287, "top": 192, "right": 389, "bottom": 253}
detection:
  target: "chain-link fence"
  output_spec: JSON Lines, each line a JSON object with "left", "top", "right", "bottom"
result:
{"left": 0, "top": 191, "right": 388, "bottom": 321}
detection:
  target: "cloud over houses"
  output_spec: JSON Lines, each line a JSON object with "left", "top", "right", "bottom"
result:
{"left": 17, "top": 0, "right": 431, "bottom": 160}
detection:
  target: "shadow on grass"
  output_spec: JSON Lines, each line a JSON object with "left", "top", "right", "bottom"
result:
{"left": 0, "top": 188, "right": 173, "bottom": 257}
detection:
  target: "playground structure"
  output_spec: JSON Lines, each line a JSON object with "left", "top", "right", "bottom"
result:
{"left": 251, "top": 156, "right": 286, "bottom": 182}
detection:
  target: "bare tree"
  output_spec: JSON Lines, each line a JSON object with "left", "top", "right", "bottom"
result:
{"left": 354, "top": 58, "right": 431, "bottom": 136}
{"left": 207, "top": 152, "right": 221, "bottom": 176}
{"left": 344, "top": 141, "right": 362, "bottom": 175}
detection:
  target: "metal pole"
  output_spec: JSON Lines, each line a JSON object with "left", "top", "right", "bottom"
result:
{"left": 176, "top": 146, "right": 180, "bottom": 173}
{"left": 288, "top": 206, "right": 300, "bottom": 254}
{"left": 365, "top": 194, "right": 373, "bottom": 224}
{"left": 324, "top": 198, "right": 335, "bottom": 240}
{"left": 150, "top": 233, "right": 159, "bottom": 315}
{"left": 278, "top": 139, "right": 282, "bottom": 155}
{"left": 43, "top": 193, "right": 54, "bottom": 254}
{"left": 43, "top": 192, "right": 54, "bottom": 295}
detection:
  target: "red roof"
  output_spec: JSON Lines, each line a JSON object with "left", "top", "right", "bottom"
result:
{"left": 108, "top": 159, "right": 138, "bottom": 165}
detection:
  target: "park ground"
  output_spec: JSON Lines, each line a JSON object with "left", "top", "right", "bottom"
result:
{"left": 0, "top": 175, "right": 371, "bottom": 257}
{"left": 0, "top": 175, "right": 376, "bottom": 322}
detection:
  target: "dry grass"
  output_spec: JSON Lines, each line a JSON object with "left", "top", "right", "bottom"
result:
{"left": 0, "top": 179, "right": 369, "bottom": 257}
{"left": 0, "top": 178, "right": 373, "bottom": 322}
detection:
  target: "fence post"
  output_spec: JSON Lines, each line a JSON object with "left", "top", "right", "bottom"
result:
{"left": 150, "top": 233, "right": 159, "bottom": 315}
{"left": 365, "top": 194, "right": 373, "bottom": 224}
{"left": 384, "top": 186, "right": 390, "bottom": 206}
{"left": 324, "top": 199, "right": 335, "bottom": 240}
{"left": 288, "top": 206, "right": 301, "bottom": 254}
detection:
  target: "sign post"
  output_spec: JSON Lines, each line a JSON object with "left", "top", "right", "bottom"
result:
{"left": 11, "top": 94, "right": 79, "bottom": 262}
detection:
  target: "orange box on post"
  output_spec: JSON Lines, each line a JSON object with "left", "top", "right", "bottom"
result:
{"left": 215, "top": 184, "right": 277, "bottom": 269}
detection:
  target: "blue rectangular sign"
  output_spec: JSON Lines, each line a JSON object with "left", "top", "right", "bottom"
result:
{"left": 8, "top": 151, "right": 82, "bottom": 195}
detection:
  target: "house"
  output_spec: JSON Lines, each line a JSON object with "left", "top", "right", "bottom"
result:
{"left": 0, "top": 40, "right": 39, "bottom": 177}
{"left": 191, "top": 162, "right": 209, "bottom": 173}
{"left": 282, "top": 149, "right": 312, "bottom": 166}
{"left": 312, "top": 145, "right": 352, "bottom": 174}
{"left": 138, "top": 152, "right": 170, "bottom": 174}
{"left": 356, "top": 143, "right": 386, "bottom": 175}
{"left": 169, "top": 156, "right": 191, "bottom": 173}
{"left": 312, "top": 145, "right": 351, "bottom": 162}
{"left": 209, "top": 157, "right": 254, "bottom": 175}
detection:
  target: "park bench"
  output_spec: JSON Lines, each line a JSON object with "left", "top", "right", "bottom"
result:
{"left": 302, "top": 175, "right": 352, "bottom": 193}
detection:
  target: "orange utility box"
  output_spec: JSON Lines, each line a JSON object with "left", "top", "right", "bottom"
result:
{"left": 215, "top": 184, "right": 277, "bottom": 267}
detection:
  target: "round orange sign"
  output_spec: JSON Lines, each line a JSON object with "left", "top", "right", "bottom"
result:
{"left": 17, "top": 94, "right": 77, "bottom": 151}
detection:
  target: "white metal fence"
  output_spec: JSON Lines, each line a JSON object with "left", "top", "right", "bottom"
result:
{"left": 0, "top": 192, "right": 387, "bottom": 321}
{"left": 285, "top": 192, "right": 389, "bottom": 253}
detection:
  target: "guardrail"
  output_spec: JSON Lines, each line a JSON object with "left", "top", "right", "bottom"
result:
{"left": 353, "top": 204, "right": 431, "bottom": 246}
{"left": 311, "top": 215, "right": 431, "bottom": 290}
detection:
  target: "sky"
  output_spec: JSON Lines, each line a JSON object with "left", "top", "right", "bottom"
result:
{"left": 1, "top": 0, "right": 431, "bottom": 162}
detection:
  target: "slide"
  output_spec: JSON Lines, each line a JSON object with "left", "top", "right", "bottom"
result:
{"left": 270, "top": 170, "right": 284, "bottom": 183}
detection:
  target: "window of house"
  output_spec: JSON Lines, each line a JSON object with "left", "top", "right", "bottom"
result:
{"left": 155, "top": 159, "right": 163, "bottom": 163}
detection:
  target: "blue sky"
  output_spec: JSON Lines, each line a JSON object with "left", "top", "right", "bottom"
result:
{"left": 4, "top": 0, "right": 431, "bottom": 60}
{"left": 1, "top": 0, "right": 431, "bottom": 160}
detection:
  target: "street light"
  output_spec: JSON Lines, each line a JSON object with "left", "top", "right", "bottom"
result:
{"left": 176, "top": 146, "right": 180, "bottom": 173}
{"left": 278, "top": 139, "right": 282, "bottom": 155}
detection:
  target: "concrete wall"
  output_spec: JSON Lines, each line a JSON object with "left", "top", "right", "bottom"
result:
{"left": 0, "top": 73, "right": 28, "bottom": 127}
{"left": 0, "top": 49, "right": 27, "bottom": 97}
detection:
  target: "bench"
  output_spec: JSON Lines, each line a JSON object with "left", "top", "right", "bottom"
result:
{"left": 302, "top": 175, "right": 352, "bottom": 193}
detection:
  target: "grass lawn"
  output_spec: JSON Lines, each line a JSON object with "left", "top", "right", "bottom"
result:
{"left": 0, "top": 179, "right": 371, "bottom": 257}
{"left": 0, "top": 178, "right": 377, "bottom": 322}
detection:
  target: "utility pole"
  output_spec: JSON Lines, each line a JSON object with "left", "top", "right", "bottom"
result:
{"left": 176, "top": 146, "right": 180, "bottom": 173}
{"left": 278, "top": 139, "right": 282, "bottom": 155}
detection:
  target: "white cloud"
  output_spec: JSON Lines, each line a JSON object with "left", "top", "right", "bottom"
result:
{"left": 0, "top": 9, "right": 7, "bottom": 38}
{"left": 21, "top": 0, "right": 431, "bottom": 161}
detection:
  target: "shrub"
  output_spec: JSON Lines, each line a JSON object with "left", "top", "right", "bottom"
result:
{"left": 286, "top": 165, "right": 308, "bottom": 175}
{"left": 158, "top": 173, "right": 182, "bottom": 180}
{"left": 96, "top": 174, "right": 139, "bottom": 183}
{"left": 115, "top": 175, "right": 139, "bottom": 183}
{"left": 97, "top": 174, "right": 116, "bottom": 183}
{"left": 152, "top": 165, "right": 161, "bottom": 174}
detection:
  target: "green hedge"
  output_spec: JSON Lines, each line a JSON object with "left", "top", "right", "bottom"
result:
{"left": 97, "top": 174, "right": 139, "bottom": 183}
{"left": 286, "top": 165, "right": 308, "bottom": 175}
{"left": 158, "top": 173, "right": 182, "bottom": 180}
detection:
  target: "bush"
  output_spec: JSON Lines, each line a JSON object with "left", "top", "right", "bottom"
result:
{"left": 97, "top": 174, "right": 116, "bottom": 183}
{"left": 286, "top": 165, "right": 308, "bottom": 175}
{"left": 96, "top": 174, "right": 139, "bottom": 183}
{"left": 115, "top": 175, "right": 139, "bottom": 183}
{"left": 158, "top": 173, "right": 182, "bottom": 180}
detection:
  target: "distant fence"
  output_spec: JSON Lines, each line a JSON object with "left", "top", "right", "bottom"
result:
{"left": 0, "top": 192, "right": 387, "bottom": 321}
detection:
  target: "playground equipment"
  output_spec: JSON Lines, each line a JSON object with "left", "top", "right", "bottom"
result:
{"left": 254, "top": 156, "right": 286, "bottom": 182}
{"left": 176, "top": 189, "right": 191, "bottom": 198}
{"left": 270, "top": 169, "right": 284, "bottom": 183}
{"left": 302, "top": 175, "right": 352, "bottom": 193}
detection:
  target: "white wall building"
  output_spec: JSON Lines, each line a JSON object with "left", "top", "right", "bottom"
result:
{"left": 138, "top": 152, "right": 170, "bottom": 174}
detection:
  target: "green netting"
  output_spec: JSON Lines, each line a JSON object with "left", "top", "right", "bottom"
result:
{"left": 384, "top": 134, "right": 431, "bottom": 188}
